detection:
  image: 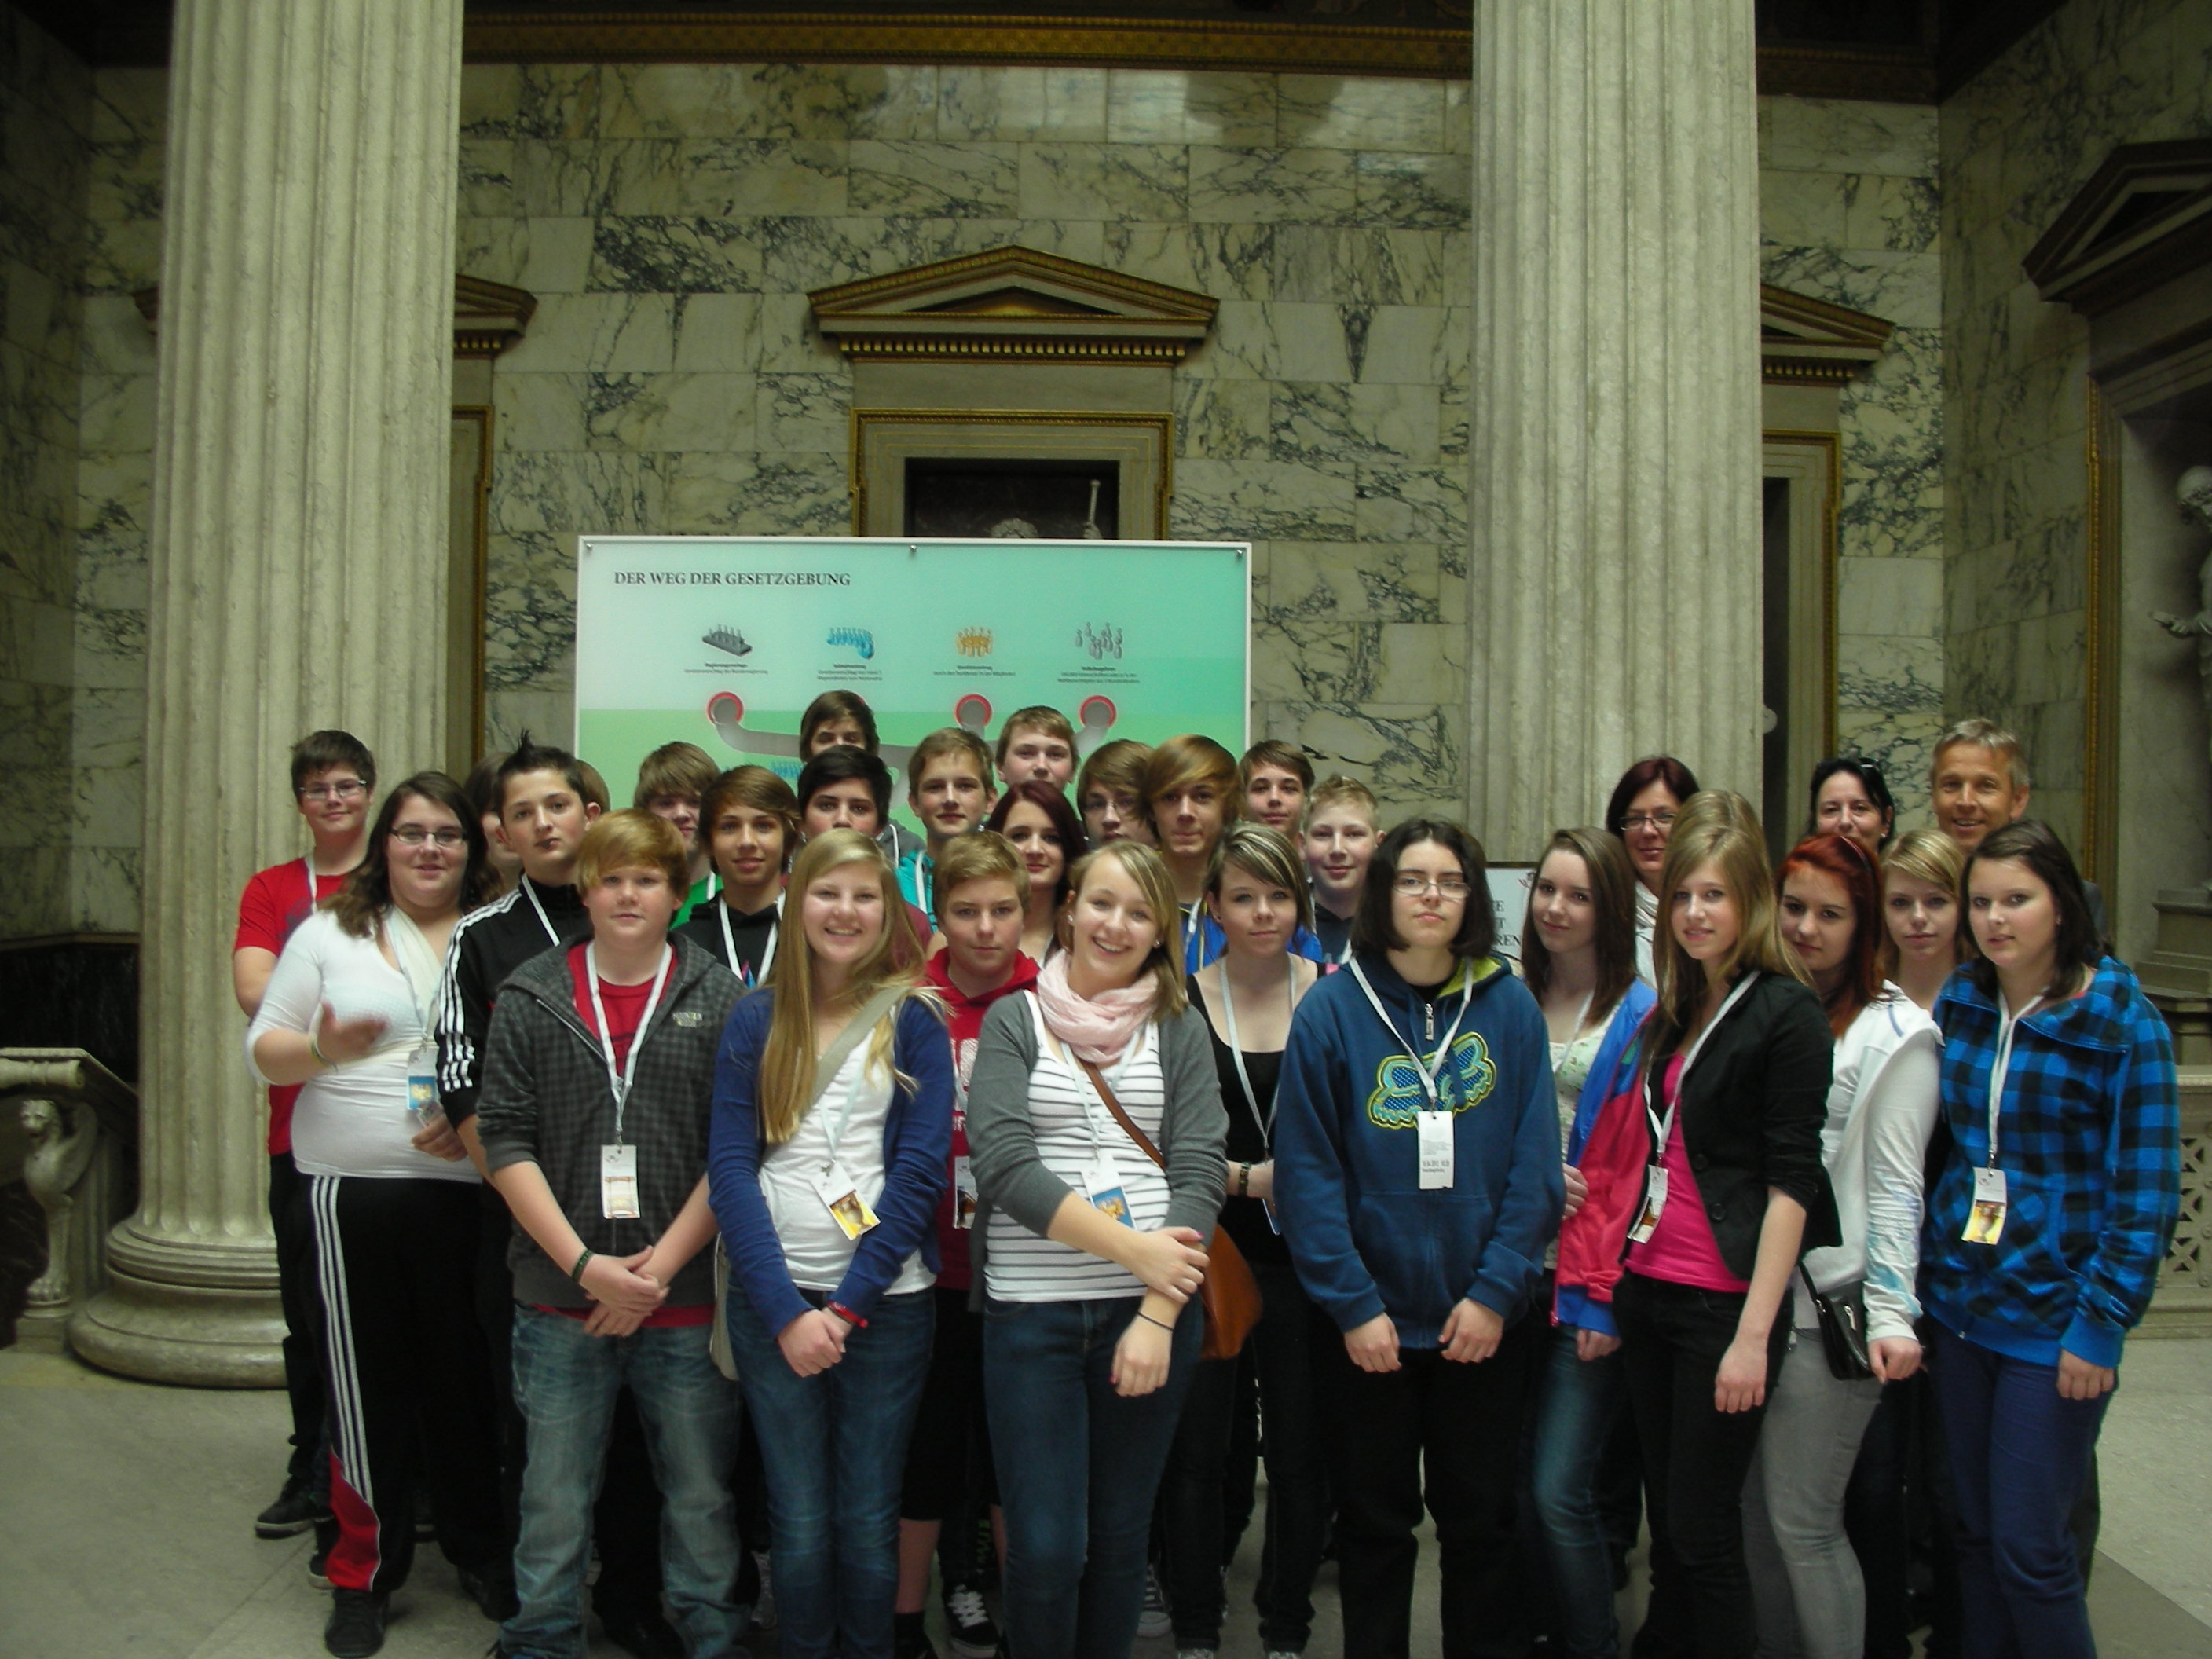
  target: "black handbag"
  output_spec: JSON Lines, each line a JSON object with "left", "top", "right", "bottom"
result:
{"left": 1800, "top": 1265, "right": 1874, "bottom": 1381}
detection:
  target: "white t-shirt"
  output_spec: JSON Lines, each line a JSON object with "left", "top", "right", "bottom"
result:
{"left": 245, "top": 909, "right": 480, "bottom": 1185}
{"left": 985, "top": 997, "right": 1171, "bottom": 1302}
{"left": 758, "top": 1039, "right": 934, "bottom": 1296}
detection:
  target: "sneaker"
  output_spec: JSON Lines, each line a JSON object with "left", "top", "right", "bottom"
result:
{"left": 1175, "top": 1650, "right": 1216, "bottom": 1659}
{"left": 943, "top": 1581, "right": 1000, "bottom": 1659}
{"left": 750, "top": 1550, "right": 776, "bottom": 1632}
{"left": 457, "top": 1563, "right": 519, "bottom": 1623}
{"left": 1138, "top": 1568, "right": 1172, "bottom": 1639}
{"left": 1265, "top": 1651, "right": 1303, "bottom": 1659}
{"left": 256, "top": 1475, "right": 329, "bottom": 1539}
{"left": 308, "top": 1544, "right": 332, "bottom": 1589}
{"left": 324, "top": 1588, "right": 388, "bottom": 1658}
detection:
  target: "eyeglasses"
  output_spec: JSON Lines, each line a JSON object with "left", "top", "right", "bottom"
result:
{"left": 1393, "top": 873, "right": 1471, "bottom": 899}
{"left": 1621, "top": 811, "right": 1678, "bottom": 833}
{"left": 391, "top": 826, "right": 467, "bottom": 848}
{"left": 298, "top": 780, "right": 367, "bottom": 802}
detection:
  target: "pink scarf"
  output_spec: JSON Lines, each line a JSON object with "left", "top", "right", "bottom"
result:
{"left": 1035, "top": 950, "right": 1156, "bottom": 1064}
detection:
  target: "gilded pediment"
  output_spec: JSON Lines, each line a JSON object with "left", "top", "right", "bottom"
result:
{"left": 810, "top": 247, "right": 1217, "bottom": 364}
{"left": 1760, "top": 284, "right": 1895, "bottom": 385}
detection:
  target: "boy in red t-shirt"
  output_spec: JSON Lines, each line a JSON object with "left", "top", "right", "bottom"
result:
{"left": 232, "top": 729, "right": 376, "bottom": 1546}
{"left": 899, "top": 832, "right": 1039, "bottom": 1659}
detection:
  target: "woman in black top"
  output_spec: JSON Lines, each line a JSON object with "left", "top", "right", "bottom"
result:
{"left": 1160, "top": 823, "right": 1326, "bottom": 1659}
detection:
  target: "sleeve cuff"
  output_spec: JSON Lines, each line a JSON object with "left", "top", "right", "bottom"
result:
{"left": 2061, "top": 1313, "right": 2125, "bottom": 1370}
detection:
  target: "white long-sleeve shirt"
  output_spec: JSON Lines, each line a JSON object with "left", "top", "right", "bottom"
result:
{"left": 1796, "top": 984, "right": 1939, "bottom": 1339}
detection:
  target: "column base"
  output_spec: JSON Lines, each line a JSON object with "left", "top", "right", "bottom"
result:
{"left": 68, "top": 1217, "right": 284, "bottom": 1387}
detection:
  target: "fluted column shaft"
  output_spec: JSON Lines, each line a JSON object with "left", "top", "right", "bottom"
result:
{"left": 73, "top": 0, "right": 462, "bottom": 1384}
{"left": 1468, "top": 0, "right": 1763, "bottom": 853}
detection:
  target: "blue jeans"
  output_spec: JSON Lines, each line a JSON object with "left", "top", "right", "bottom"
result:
{"left": 1927, "top": 1328, "right": 2110, "bottom": 1659}
{"left": 724, "top": 1288, "right": 935, "bottom": 1659}
{"left": 1529, "top": 1325, "right": 1628, "bottom": 1659}
{"left": 503, "top": 1308, "right": 745, "bottom": 1659}
{"left": 984, "top": 1295, "right": 1203, "bottom": 1659}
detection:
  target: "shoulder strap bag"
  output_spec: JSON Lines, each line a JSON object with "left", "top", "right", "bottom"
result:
{"left": 1074, "top": 1050, "right": 1262, "bottom": 1362}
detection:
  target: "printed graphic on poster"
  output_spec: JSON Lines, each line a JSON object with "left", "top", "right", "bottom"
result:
{"left": 574, "top": 537, "right": 1251, "bottom": 833}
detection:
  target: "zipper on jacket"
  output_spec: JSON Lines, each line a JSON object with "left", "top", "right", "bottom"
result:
{"left": 1423, "top": 997, "right": 1434, "bottom": 1046}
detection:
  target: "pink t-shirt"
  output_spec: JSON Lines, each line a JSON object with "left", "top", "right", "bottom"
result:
{"left": 1627, "top": 1056, "right": 1752, "bottom": 1295}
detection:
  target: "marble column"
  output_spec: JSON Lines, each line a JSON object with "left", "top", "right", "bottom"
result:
{"left": 71, "top": 0, "right": 463, "bottom": 1385}
{"left": 1467, "top": 0, "right": 1763, "bottom": 853}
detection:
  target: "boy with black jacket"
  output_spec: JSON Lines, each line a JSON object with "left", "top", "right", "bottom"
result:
{"left": 477, "top": 810, "right": 749, "bottom": 1659}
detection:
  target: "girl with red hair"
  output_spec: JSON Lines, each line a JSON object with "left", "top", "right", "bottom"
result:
{"left": 1742, "top": 833, "right": 1941, "bottom": 1659}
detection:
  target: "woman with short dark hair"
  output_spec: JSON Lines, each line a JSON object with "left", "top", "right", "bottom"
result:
{"left": 1275, "top": 818, "right": 1563, "bottom": 1657}
{"left": 1604, "top": 756, "right": 1701, "bottom": 983}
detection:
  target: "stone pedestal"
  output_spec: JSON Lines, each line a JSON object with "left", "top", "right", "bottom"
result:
{"left": 71, "top": 0, "right": 463, "bottom": 1386}
{"left": 2139, "top": 889, "right": 2212, "bottom": 1068}
{"left": 1467, "top": 0, "right": 1763, "bottom": 852}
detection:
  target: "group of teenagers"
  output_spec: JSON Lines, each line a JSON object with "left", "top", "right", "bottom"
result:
{"left": 231, "top": 694, "right": 2179, "bottom": 1659}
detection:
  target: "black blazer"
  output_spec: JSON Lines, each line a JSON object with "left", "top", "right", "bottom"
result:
{"left": 1645, "top": 969, "right": 1838, "bottom": 1281}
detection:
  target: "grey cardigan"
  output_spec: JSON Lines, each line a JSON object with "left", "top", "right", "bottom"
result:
{"left": 965, "top": 991, "right": 1229, "bottom": 1303}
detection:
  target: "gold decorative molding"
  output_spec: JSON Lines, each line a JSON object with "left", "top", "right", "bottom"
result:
{"left": 2083, "top": 378, "right": 2122, "bottom": 888}
{"left": 851, "top": 409, "right": 1173, "bottom": 539}
{"left": 1752, "top": 43, "right": 1934, "bottom": 103}
{"left": 815, "top": 246, "right": 1216, "bottom": 366}
{"left": 134, "top": 274, "right": 540, "bottom": 360}
{"left": 463, "top": 12, "right": 1470, "bottom": 79}
{"left": 1761, "top": 284, "right": 1895, "bottom": 386}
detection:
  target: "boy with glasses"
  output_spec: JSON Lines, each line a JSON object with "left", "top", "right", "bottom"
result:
{"left": 233, "top": 729, "right": 376, "bottom": 1551}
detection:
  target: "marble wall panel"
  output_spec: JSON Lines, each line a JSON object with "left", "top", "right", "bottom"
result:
{"left": 1940, "top": 0, "right": 2212, "bottom": 859}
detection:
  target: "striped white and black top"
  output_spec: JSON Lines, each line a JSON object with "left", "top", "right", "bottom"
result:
{"left": 983, "top": 995, "right": 1172, "bottom": 1302}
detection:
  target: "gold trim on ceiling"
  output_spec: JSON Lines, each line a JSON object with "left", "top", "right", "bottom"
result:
{"left": 463, "top": 13, "right": 1470, "bottom": 79}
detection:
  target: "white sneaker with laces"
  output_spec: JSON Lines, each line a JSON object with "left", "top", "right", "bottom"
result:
{"left": 1139, "top": 1566, "right": 1173, "bottom": 1639}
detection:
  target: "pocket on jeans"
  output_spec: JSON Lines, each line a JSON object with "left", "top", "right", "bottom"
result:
{"left": 983, "top": 1295, "right": 1031, "bottom": 1324}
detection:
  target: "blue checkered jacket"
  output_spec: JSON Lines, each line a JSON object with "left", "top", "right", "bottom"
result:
{"left": 1923, "top": 957, "right": 2179, "bottom": 1368}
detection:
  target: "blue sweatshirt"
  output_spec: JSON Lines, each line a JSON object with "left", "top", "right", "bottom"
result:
{"left": 1273, "top": 952, "right": 1564, "bottom": 1344}
{"left": 1551, "top": 979, "right": 1656, "bottom": 1338}
{"left": 1924, "top": 956, "right": 2178, "bottom": 1369}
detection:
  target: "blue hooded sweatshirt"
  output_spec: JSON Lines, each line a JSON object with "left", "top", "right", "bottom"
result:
{"left": 1273, "top": 951, "right": 1564, "bottom": 1344}
{"left": 1551, "top": 977, "right": 1656, "bottom": 1338}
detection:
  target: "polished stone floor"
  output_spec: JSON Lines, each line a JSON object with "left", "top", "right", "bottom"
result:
{"left": 2, "top": 1339, "right": 2208, "bottom": 1658}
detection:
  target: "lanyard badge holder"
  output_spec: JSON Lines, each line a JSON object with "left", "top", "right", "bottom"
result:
{"left": 1965, "top": 994, "right": 2043, "bottom": 1244}
{"left": 1628, "top": 973, "right": 1760, "bottom": 1244}
{"left": 588, "top": 943, "right": 676, "bottom": 1220}
{"left": 812, "top": 1068, "right": 881, "bottom": 1241}
{"left": 1220, "top": 961, "right": 1302, "bottom": 1229}
{"left": 1347, "top": 961, "right": 1471, "bottom": 1190}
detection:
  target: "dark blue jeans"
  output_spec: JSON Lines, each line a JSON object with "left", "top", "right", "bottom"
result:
{"left": 983, "top": 1294, "right": 1203, "bottom": 1659}
{"left": 1529, "top": 1324, "right": 1628, "bottom": 1659}
{"left": 1926, "top": 1328, "right": 2110, "bottom": 1659}
{"left": 504, "top": 1309, "right": 745, "bottom": 1659}
{"left": 725, "top": 1288, "right": 935, "bottom": 1659}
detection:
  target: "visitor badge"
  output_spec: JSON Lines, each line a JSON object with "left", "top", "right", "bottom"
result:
{"left": 406, "top": 1045, "right": 441, "bottom": 1126}
{"left": 1626, "top": 1166, "right": 1669, "bottom": 1244}
{"left": 952, "top": 1155, "right": 978, "bottom": 1230}
{"left": 600, "top": 1144, "right": 640, "bottom": 1219}
{"left": 1964, "top": 1166, "right": 2008, "bottom": 1244}
{"left": 1417, "top": 1109, "right": 1454, "bottom": 1189}
{"left": 815, "top": 1162, "right": 879, "bottom": 1240}
{"left": 1087, "top": 1155, "right": 1133, "bottom": 1225}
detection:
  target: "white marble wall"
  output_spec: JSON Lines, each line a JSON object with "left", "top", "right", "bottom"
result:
{"left": 0, "top": 12, "right": 93, "bottom": 939}
{"left": 458, "top": 64, "right": 1474, "bottom": 818}
{"left": 1941, "top": 0, "right": 2212, "bottom": 851}
{"left": 1760, "top": 95, "right": 1946, "bottom": 826}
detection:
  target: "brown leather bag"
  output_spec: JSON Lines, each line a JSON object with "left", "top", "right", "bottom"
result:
{"left": 1075, "top": 1055, "right": 1262, "bottom": 1361}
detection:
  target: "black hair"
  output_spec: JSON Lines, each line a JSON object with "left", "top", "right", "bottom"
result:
{"left": 1804, "top": 755, "right": 1897, "bottom": 847}
{"left": 1604, "top": 755, "right": 1700, "bottom": 837}
{"left": 1352, "top": 818, "right": 1495, "bottom": 964}
{"left": 1962, "top": 819, "right": 2108, "bottom": 998}
{"left": 496, "top": 731, "right": 591, "bottom": 814}
{"left": 797, "top": 745, "right": 893, "bottom": 821}
{"left": 291, "top": 730, "right": 376, "bottom": 793}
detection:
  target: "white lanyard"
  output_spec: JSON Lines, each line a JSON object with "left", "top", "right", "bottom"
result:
{"left": 382, "top": 910, "right": 443, "bottom": 1031}
{"left": 715, "top": 893, "right": 782, "bottom": 987}
{"left": 1220, "top": 961, "right": 1299, "bottom": 1143}
{"left": 1553, "top": 988, "right": 1595, "bottom": 1053}
{"left": 1347, "top": 960, "right": 1472, "bottom": 1110}
{"left": 304, "top": 857, "right": 319, "bottom": 915}
{"left": 522, "top": 878, "right": 561, "bottom": 946}
{"left": 1985, "top": 991, "right": 2049, "bottom": 1167}
{"left": 1032, "top": 994, "right": 1144, "bottom": 1160}
{"left": 1645, "top": 972, "right": 1760, "bottom": 1152}
{"left": 915, "top": 858, "right": 933, "bottom": 918}
{"left": 585, "top": 943, "right": 674, "bottom": 1140}
{"left": 1183, "top": 902, "right": 1205, "bottom": 968}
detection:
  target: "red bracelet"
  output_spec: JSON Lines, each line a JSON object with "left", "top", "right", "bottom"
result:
{"left": 827, "top": 1301, "right": 868, "bottom": 1329}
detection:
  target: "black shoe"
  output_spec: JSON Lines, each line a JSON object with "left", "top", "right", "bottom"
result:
{"left": 459, "top": 1564, "right": 520, "bottom": 1622}
{"left": 308, "top": 1517, "right": 339, "bottom": 1588}
{"left": 324, "top": 1589, "right": 388, "bottom": 1658}
{"left": 943, "top": 1582, "right": 1001, "bottom": 1659}
{"left": 257, "top": 1476, "right": 330, "bottom": 1539}
{"left": 599, "top": 1599, "right": 685, "bottom": 1659}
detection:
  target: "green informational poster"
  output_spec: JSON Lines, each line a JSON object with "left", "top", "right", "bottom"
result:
{"left": 573, "top": 537, "right": 1251, "bottom": 830}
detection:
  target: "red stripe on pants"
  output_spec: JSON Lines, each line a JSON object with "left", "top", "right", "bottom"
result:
{"left": 325, "top": 1449, "right": 383, "bottom": 1592}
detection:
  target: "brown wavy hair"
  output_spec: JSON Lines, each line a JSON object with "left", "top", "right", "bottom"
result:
{"left": 328, "top": 772, "right": 496, "bottom": 938}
